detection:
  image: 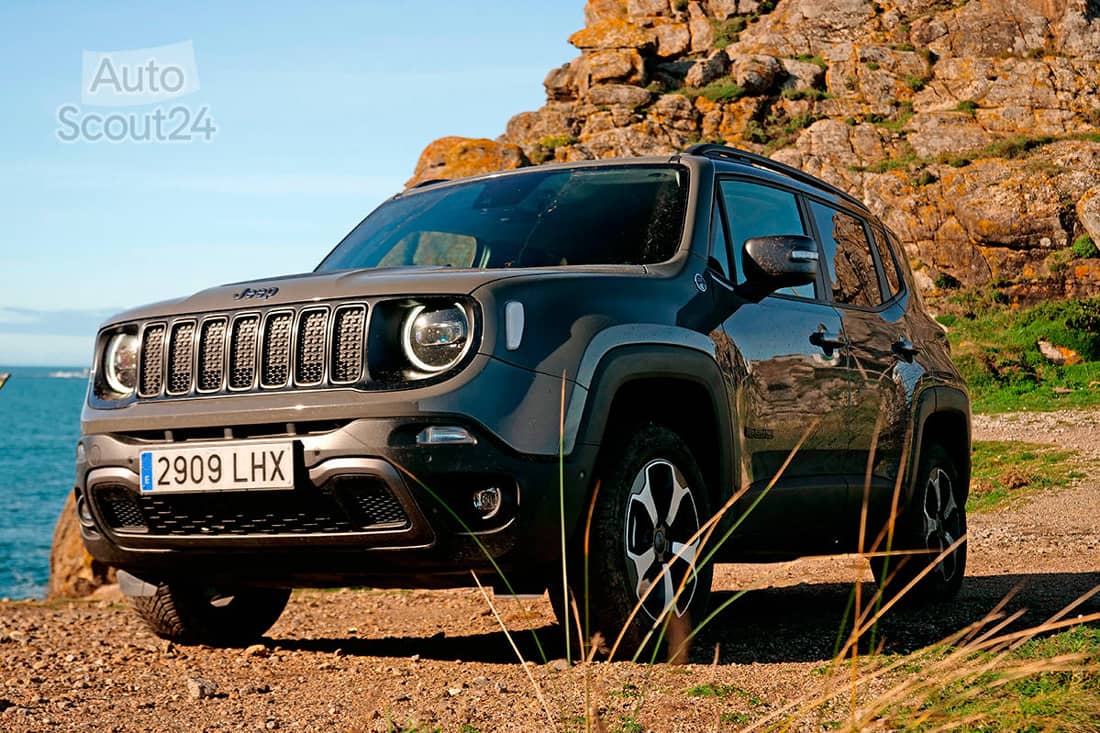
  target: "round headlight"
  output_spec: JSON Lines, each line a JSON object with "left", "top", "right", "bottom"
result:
{"left": 103, "top": 332, "right": 138, "bottom": 395}
{"left": 402, "top": 304, "right": 471, "bottom": 373}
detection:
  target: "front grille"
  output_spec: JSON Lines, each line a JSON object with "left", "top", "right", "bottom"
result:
{"left": 229, "top": 315, "right": 260, "bottom": 390}
{"left": 167, "top": 322, "right": 196, "bottom": 394}
{"left": 295, "top": 309, "right": 327, "bottom": 385}
{"left": 137, "top": 303, "right": 368, "bottom": 398}
{"left": 331, "top": 306, "right": 366, "bottom": 383}
{"left": 93, "top": 479, "right": 408, "bottom": 537}
{"left": 197, "top": 318, "right": 227, "bottom": 391}
{"left": 139, "top": 325, "right": 166, "bottom": 397}
{"left": 261, "top": 312, "right": 293, "bottom": 387}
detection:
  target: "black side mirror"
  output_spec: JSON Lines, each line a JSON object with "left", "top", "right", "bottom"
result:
{"left": 739, "top": 235, "right": 819, "bottom": 299}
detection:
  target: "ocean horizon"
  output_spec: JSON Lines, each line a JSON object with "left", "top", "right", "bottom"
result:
{"left": 0, "top": 365, "right": 88, "bottom": 599}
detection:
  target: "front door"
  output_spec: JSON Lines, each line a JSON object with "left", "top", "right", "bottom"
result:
{"left": 712, "top": 179, "right": 852, "bottom": 554}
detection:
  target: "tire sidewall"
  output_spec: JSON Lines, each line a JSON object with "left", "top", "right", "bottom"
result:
{"left": 583, "top": 423, "right": 713, "bottom": 656}
{"left": 875, "top": 442, "right": 966, "bottom": 603}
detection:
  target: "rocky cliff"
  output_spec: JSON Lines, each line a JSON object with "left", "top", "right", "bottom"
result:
{"left": 409, "top": 0, "right": 1100, "bottom": 304}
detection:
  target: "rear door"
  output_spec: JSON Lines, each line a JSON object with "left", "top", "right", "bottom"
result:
{"left": 713, "top": 178, "right": 851, "bottom": 553}
{"left": 806, "top": 200, "right": 913, "bottom": 549}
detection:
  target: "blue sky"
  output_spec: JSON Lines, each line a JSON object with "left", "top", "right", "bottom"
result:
{"left": 0, "top": 1, "right": 580, "bottom": 365}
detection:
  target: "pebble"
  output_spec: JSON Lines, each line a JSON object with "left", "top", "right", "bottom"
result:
{"left": 186, "top": 678, "right": 218, "bottom": 700}
{"left": 243, "top": 644, "right": 269, "bottom": 658}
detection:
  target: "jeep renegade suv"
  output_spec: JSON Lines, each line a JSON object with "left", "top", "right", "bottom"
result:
{"left": 76, "top": 145, "right": 970, "bottom": 652}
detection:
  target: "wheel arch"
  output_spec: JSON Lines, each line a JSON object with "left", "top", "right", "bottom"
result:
{"left": 910, "top": 386, "right": 972, "bottom": 503}
{"left": 574, "top": 344, "right": 735, "bottom": 518}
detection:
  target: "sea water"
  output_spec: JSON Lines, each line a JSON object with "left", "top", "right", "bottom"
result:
{"left": 0, "top": 367, "right": 86, "bottom": 599}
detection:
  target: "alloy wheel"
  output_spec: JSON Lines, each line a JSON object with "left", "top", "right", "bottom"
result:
{"left": 623, "top": 459, "right": 702, "bottom": 621}
{"left": 922, "top": 467, "right": 962, "bottom": 583}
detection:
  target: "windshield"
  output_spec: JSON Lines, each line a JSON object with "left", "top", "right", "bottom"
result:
{"left": 316, "top": 164, "right": 689, "bottom": 271}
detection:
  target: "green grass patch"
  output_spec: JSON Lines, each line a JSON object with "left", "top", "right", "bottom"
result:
{"left": 941, "top": 293, "right": 1100, "bottom": 413}
{"left": 686, "top": 683, "right": 764, "bottom": 705}
{"left": 673, "top": 78, "right": 746, "bottom": 102}
{"left": 884, "top": 626, "right": 1100, "bottom": 731}
{"left": 1072, "top": 234, "right": 1099, "bottom": 259}
{"left": 780, "top": 87, "right": 832, "bottom": 101}
{"left": 795, "top": 53, "right": 827, "bottom": 69}
{"left": 712, "top": 17, "right": 747, "bottom": 47}
{"left": 537, "top": 134, "right": 578, "bottom": 149}
{"left": 969, "top": 440, "right": 1081, "bottom": 511}
{"left": 955, "top": 99, "right": 979, "bottom": 116}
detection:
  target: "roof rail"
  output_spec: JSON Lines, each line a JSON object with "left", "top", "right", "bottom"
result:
{"left": 410, "top": 178, "right": 450, "bottom": 189}
{"left": 683, "top": 143, "right": 866, "bottom": 209}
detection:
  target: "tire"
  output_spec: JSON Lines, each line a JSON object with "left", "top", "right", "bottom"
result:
{"left": 553, "top": 423, "right": 713, "bottom": 661}
{"left": 870, "top": 443, "right": 966, "bottom": 604}
{"left": 130, "top": 583, "right": 291, "bottom": 646}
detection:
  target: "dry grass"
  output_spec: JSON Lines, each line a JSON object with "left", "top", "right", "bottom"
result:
{"left": 392, "top": 375, "right": 1100, "bottom": 731}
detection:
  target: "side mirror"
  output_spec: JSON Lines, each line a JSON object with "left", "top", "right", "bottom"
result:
{"left": 740, "top": 235, "right": 819, "bottom": 298}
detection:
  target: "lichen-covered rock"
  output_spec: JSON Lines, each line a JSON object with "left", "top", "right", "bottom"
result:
{"left": 780, "top": 58, "right": 826, "bottom": 91}
{"left": 731, "top": 54, "right": 782, "bottom": 95}
{"left": 685, "top": 50, "right": 731, "bottom": 87}
{"left": 578, "top": 48, "right": 646, "bottom": 87}
{"left": 410, "top": 0, "right": 1100, "bottom": 301}
{"left": 545, "top": 62, "right": 580, "bottom": 102}
{"left": 654, "top": 21, "right": 692, "bottom": 57}
{"left": 648, "top": 94, "right": 700, "bottom": 131}
{"left": 503, "top": 105, "right": 577, "bottom": 149}
{"left": 570, "top": 18, "right": 656, "bottom": 50}
{"left": 586, "top": 83, "right": 653, "bottom": 108}
{"left": 627, "top": 0, "right": 671, "bottom": 18}
{"left": 48, "top": 492, "right": 115, "bottom": 600}
{"left": 406, "top": 137, "right": 528, "bottom": 187}
{"left": 1079, "top": 187, "right": 1100, "bottom": 245}
{"left": 904, "top": 113, "right": 994, "bottom": 158}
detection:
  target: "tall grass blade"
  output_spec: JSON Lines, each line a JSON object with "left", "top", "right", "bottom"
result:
{"left": 392, "top": 462, "right": 548, "bottom": 663}
{"left": 471, "top": 570, "right": 555, "bottom": 727}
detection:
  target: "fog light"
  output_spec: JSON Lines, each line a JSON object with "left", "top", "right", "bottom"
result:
{"left": 76, "top": 443, "right": 86, "bottom": 462}
{"left": 472, "top": 486, "right": 502, "bottom": 519}
{"left": 416, "top": 426, "right": 477, "bottom": 446}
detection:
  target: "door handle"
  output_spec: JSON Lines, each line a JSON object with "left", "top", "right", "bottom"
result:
{"left": 810, "top": 329, "right": 846, "bottom": 355}
{"left": 892, "top": 337, "right": 920, "bottom": 360}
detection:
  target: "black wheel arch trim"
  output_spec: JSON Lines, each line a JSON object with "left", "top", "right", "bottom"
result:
{"left": 568, "top": 340, "right": 736, "bottom": 507}
{"left": 908, "top": 385, "right": 972, "bottom": 504}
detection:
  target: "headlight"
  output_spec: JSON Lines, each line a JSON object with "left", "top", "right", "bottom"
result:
{"left": 103, "top": 332, "right": 138, "bottom": 395}
{"left": 401, "top": 303, "right": 471, "bottom": 373}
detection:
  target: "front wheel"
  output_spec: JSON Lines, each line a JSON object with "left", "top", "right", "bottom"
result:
{"left": 871, "top": 443, "right": 966, "bottom": 604}
{"left": 130, "top": 583, "right": 291, "bottom": 646}
{"left": 554, "top": 423, "right": 713, "bottom": 661}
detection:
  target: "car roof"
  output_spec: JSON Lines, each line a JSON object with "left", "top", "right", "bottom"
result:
{"left": 401, "top": 146, "right": 870, "bottom": 216}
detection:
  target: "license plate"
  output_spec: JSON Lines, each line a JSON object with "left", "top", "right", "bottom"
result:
{"left": 139, "top": 442, "right": 294, "bottom": 493}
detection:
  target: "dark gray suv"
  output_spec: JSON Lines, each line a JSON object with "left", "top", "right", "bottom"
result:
{"left": 76, "top": 145, "right": 970, "bottom": 653}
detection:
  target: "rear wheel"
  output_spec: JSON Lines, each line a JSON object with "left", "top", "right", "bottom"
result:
{"left": 130, "top": 583, "right": 291, "bottom": 646}
{"left": 870, "top": 443, "right": 966, "bottom": 604}
{"left": 553, "top": 423, "right": 713, "bottom": 661}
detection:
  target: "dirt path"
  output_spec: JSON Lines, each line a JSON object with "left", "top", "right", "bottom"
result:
{"left": 2, "top": 412, "right": 1098, "bottom": 732}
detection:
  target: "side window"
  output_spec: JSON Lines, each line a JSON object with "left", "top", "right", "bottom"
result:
{"left": 709, "top": 198, "right": 734, "bottom": 281}
{"left": 719, "top": 179, "right": 814, "bottom": 299}
{"left": 809, "top": 202, "right": 882, "bottom": 308}
{"left": 870, "top": 227, "right": 902, "bottom": 297}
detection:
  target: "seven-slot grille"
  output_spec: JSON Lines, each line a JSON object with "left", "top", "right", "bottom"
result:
{"left": 138, "top": 304, "right": 367, "bottom": 398}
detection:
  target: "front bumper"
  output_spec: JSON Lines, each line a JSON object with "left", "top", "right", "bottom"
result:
{"left": 77, "top": 416, "right": 599, "bottom": 591}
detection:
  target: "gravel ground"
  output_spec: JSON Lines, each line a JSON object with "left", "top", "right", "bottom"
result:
{"left": 1, "top": 411, "right": 1098, "bottom": 732}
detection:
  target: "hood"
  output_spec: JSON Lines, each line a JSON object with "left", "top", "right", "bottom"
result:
{"left": 100, "top": 265, "right": 644, "bottom": 327}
